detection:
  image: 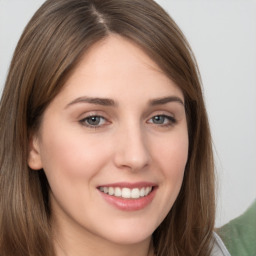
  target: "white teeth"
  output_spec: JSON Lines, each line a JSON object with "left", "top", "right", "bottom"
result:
{"left": 108, "top": 187, "right": 114, "bottom": 195}
{"left": 99, "top": 186, "right": 153, "bottom": 199}
{"left": 140, "top": 187, "right": 145, "bottom": 197}
{"left": 115, "top": 187, "right": 122, "bottom": 197}
{"left": 145, "top": 187, "right": 152, "bottom": 195}
{"left": 131, "top": 188, "right": 140, "bottom": 199}
{"left": 122, "top": 188, "right": 131, "bottom": 198}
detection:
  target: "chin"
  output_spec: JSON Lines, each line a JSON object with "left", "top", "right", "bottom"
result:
{"left": 97, "top": 220, "right": 157, "bottom": 245}
{"left": 107, "top": 232, "right": 152, "bottom": 246}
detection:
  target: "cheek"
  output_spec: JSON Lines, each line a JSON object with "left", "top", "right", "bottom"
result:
{"left": 38, "top": 129, "right": 114, "bottom": 218}
{"left": 147, "top": 130, "right": 188, "bottom": 225}
{"left": 153, "top": 129, "right": 189, "bottom": 175}
{"left": 153, "top": 129, "right": 188, "bottom": 194}
{"left": 39, "top": 127, "right": 110, "bottom": 186}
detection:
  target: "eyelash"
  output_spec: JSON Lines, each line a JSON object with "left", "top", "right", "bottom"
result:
{"left": 79, "top": 115, "right": 108, "bottom": 129}
{"left": 147, "top": 114, "right": 176, "bottom": 127}
{"left": 79, "top": 114, "right": 176, "bottom": 129}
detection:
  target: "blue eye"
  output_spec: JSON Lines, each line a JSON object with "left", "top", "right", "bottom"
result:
{"left": 80, "top": 116, "right": 106, "bottom": 127}
{"left": 149, "top": 115, "right": 176, "bottom": 126}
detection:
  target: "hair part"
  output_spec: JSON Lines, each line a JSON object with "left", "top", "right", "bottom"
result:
{"left": 0, "top": 1, "right": 215, "bottom": 255}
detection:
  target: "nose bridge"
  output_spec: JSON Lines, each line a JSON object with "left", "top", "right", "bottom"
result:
{"left": 114, "top": 120, "right": 150, "bottom": 171}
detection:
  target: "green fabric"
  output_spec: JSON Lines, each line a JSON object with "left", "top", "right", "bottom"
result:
{"left": 218, "top": 200, "right": 256, "bottom": 256}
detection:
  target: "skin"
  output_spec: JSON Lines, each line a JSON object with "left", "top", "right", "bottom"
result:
{"left": 28, "top": 35, "right": 189, "bottom": 256}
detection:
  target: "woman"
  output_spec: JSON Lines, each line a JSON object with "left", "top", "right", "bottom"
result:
{"left": 0, "top": 0, "right": 230, "bottom": 255}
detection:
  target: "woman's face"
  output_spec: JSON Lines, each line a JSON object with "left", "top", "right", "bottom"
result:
{"left": 28, "top": 35, "right": 188, "bottom": 248}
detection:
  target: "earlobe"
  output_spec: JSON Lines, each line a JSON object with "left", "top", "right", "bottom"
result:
{"left": 27, "top": 135, "right": 43, "bottom": 170}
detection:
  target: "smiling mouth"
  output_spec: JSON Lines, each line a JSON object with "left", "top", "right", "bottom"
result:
{"left": 98, "top": 186, "right": 153, "bottom": 199}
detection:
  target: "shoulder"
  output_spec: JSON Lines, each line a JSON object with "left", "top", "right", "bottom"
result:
{"left": 217, "top": 200, "right": 256, "bottom": 255}
{"left": 211, "top": 232, "right": 231, "bottom": 256}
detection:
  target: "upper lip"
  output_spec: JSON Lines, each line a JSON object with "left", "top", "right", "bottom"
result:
{"left": 97, "top": 182, "right": 157, "bottom": 189}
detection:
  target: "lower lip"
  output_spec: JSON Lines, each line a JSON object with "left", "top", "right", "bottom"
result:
{"left": 99, "top": 188, "right": 157, "bottom": 211}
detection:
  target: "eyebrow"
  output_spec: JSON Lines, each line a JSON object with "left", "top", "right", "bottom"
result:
{"left": 149, "top": 96, "right": 184, "bottom": 106}
{"left": 65, "top": 96, "right": 116, "bottom": 108}
{"left": 65, "top": 95, "right": 184, "bottom": 109}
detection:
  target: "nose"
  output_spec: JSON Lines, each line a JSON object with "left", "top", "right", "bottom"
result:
{"left": 113, "top": 123, "right": 151, "bottom": 172}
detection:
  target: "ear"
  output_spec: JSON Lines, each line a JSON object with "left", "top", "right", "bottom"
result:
{"left": 27, "top": 134, "right": 43, "bottom": 170}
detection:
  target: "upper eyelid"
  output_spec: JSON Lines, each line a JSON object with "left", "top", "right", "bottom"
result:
{"left": 146, "top": 110, "right": 175, "bottom": 119}
{"left": 76, "top": 106, "right": 179, "bottom": 118}
{"left": 78, "top": 112, "right": 176, "bottom": 120}
{"left": 78, "top": 110, "right": 109, "bottom": 119}
{"left": 147, "top": 106, "right": 184, "bottom": 119}
{"left": 147, "top": 114, "right": 176, "bottom": 122}
{"left": 80, "top": 114, "right": 108, "bottom": 122}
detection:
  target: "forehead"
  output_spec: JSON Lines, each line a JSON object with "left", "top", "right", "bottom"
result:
{"left": 55, "top": 35, "right": 184, "bottom": 104}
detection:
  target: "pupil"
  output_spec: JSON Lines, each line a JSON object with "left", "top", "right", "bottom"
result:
{"left": 153, "top": 116, "right": 164, "bottom": 124}
{"left": 88, "top": 116, "right": 100, "bottom": 125}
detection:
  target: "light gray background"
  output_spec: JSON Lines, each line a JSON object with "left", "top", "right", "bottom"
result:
{"left": 0, "top": 0, "right": 255, "bottom": 227}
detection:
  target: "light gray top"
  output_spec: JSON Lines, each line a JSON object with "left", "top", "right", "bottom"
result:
{"left": 211, "top": 232, "right": 231, "bottom": 256}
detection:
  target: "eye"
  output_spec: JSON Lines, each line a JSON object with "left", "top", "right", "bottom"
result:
{"left": 148, "top": 114, "right": 176, "bottom": 126}
{"left": 80, "top": 115, "right": 107, "bottom": 128}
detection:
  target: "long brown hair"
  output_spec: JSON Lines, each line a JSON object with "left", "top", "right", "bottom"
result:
{"left": 0, "top": 0, "right": 215, "bottom": 255}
